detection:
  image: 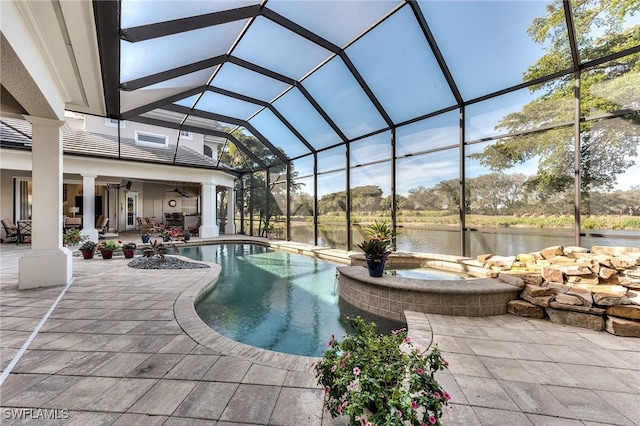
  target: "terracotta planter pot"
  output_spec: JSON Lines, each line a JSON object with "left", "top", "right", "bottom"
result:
{"left": 123, "top": 249, "right": 135, "bottom": 259}
{"left": 100, "top": 250, "right": 114, "bottom": 259}
{"left": 81, "top": 250, "right": 94, "bottom": 260}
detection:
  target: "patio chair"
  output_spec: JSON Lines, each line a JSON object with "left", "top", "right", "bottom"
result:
{"left": 17, "top": 220, "right": 32, "bottom": 244}
{"left": 145, "top": 217, "right": 164, "bottom": 234}
{"left": 1, "top": 218, "right": 18, "bottom": 244}
{"left": 136, "top": 217, "right": 152, "bottom": 232}
{"left": 97, "top": 217, "right": 109, "bottom": 239}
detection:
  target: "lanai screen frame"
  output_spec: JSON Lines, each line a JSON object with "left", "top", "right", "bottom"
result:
{"left": 92, "top": 0, "right": 640, "bottom": 255}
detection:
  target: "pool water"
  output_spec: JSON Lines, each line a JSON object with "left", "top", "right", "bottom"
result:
{"left": 182, "top": 244, "right": 405, "bottom": 357}
{"left": 385, "top": 268, "right": 468, "bottom": 280}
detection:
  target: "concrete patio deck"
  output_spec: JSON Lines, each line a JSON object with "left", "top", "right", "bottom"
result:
{"left": 1, "top": 239, "right": 639, "bottom": 425}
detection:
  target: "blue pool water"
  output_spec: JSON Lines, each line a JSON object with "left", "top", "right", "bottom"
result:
{"left": 181, "top": 243, "right": 405, "bottom": 357}
{"left": 386, "top": 268, "right": 467, "bottom": 280}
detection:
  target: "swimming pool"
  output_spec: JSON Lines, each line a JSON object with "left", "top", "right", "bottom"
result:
{"left": 181, "top": 243, "right": 405, "bottom": 357}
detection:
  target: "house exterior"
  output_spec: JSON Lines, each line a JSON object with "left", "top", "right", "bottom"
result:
{"left": 1, "top": 110, "right": 238, "bottom": 289}
{"left": 1, "top": 113, "right": 236, "bottom": 239}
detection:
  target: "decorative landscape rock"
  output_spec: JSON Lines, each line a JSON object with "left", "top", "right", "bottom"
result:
{"left": 592, "top": 293, "right": 632, "bottom": 306}
{"left": 540, "top": 246, "right": 564, "bottom": 260}
{"left": 567, "top": 287, "right": 593, "bottom": 307}
{"left": 605, "top": 305, "right": 640, "bottom": 320}
{"left": 479, "top": 245, "right": 640, "bottom": 336}
{"left": 605, "top": 316, "right": 640, "bottom": 337}
{"left": 555, "top": 293, "right": 583, "bottom": 305}
{"left": 523, "top": 284, "right": 556, "bottom": 297}
{"left": 548, "top": 301, "right": 604, "bottom": 315}
{"left": 545, "top": 308, "right": 604, "bottom": 331}
{"left": 521, "top": 292, "right": 554, "bottom": 307}
{"left": 542, "top": 267, "right": 564, "bottom": 283}
{"left": 498, "top": 273, "right": 525, "bottom": 289}
{"left": 546, "top": 281, "right": 572, "bottom": 293}
{"left": 507, "top": 300, "right": 545, "bottom": 319}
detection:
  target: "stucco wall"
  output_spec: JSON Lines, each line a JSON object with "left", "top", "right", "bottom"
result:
{"left": 84, "top": 115, "right": 204, "bottom": 153}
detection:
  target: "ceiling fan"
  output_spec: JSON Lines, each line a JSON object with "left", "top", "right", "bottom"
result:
{"left": 172, "top": 182, "right": 190, "bottom": 197}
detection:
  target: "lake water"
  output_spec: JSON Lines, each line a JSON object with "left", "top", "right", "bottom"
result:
{"left": 290, "top": 226, "right": 639, "bottom": 256}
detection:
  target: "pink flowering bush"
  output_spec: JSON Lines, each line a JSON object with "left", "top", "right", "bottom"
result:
{"left": 314, "top": 315, "right": 449, "bottom": 426}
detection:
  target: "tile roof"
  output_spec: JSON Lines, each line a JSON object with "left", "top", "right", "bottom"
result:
{"left": 0, "top": 117, "right": 237, "bottom": 175}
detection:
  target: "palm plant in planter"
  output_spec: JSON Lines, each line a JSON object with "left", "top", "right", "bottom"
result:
{"left": 358, "top": 220, "right": 395, "bottom": 277}
{"left": 357, "top": 236, "right": 391, "bottom": 277}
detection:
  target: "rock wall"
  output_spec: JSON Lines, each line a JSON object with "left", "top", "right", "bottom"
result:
{"left": 478, "top": 246, "right": 640, "bottom": 337}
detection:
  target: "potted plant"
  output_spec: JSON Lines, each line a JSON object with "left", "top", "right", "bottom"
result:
{"left": 161, "top": 231, "right": 172, "bottom": 243}
{"left": 263, "top": 222, "right": 276, "bottom": 240}
{"left": 358, "top": 220, "right": 396, "bottom": 277}
{"left": 358, "top": 236, "right": 391, "bottom": 277}
{"left": 79, "top": 240, "right": 97, "bottom": 259}
{"left": 183, "top": 230, "right": 191, "bottom": 242}
{"left": 96, "top": 240, "right": 121, "bottom": 259}
{"left": 63, "top": 229, "right": 88, "bottom": 247}
{"left": 122, "top": 242, "right": 137, "bottom": 258}
{"left": 141, "top": 232, "right": 150, "bottom": 244}
{"left": 314, "top": 315, "right": 450, "bottom": 426}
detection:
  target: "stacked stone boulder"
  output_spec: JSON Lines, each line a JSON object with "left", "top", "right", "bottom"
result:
{"left": 478, "top": 245, "right": 640, "bottom": 337}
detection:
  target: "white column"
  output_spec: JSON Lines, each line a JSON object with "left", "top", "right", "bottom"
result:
{"left": 199, "top": 183, "right": 218, "bottom": 237}
{"left": 81, "top": 174, "right": 99, "bottom": 242}
{"left": 225, "top": 187, "right": 235, "bottom": 235}
{"left": 19, "top": 116, "right": 72, "bottom": 289}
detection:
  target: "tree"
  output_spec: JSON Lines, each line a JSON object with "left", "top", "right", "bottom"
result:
{"left": 466, "top": 173, "right": 529, "bottom": 215}
{"left": 469, "top": 1, "right": 640, "bottom": 203}
{"left": 380, "top": 194, "right": 409, "bottom": 212}
{"left": 350, "top": 185, "right": 383, "bottom": 214}
{"left": 407, "top": 186, "right": 441, "bottom": 210}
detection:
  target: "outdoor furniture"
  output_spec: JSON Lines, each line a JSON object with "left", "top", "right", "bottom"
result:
{"left": 64, "top": 217, "right": 82, "bottom": 231}
{"left": 1, "top": 218, "right": 18, "bottom": 244}
{"left": 165, "top": 212, "right": 184, "bottom": 228}
{"left": 145, "top": 217, "right": 164, "bottom": 234}
{"left": 136, "top": 217, "right": 152, "bottom": 232}
{"left": 17, "top": 220, "right": 32, "bottom": 244}
{"left": 97, "top": 217, "right": 109, "bottom": 239}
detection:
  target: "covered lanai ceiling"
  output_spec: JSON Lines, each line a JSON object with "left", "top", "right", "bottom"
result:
{"left": 93, "top": 0, "right": 639, "bottom": 173}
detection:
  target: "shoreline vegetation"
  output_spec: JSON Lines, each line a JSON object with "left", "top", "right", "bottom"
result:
{"left": 286, "top": 213, "right": 640, "bottom": 231}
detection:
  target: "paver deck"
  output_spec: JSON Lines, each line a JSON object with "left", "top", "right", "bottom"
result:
{"left": 1, "top": 237, "right": 639, "bottom": 425}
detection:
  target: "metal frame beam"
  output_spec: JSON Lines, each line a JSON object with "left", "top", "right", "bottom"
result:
{"left": 206, "top": 86, "right": 317, "bottom": 153}
{"left": 408, "top": 0, "right": 463, "bottom": 106}
{"left": 164, "top": 104, "right": 290, "bottom": 165}
{"left": 121, "top": 56, "right": 226, "bottom": 91}
{"left": 92, "top": 0, "right": 120, "bottom": 118}
{"left": 263, "top": 7, "right": 394, "bottom": 127}
{"left": 120, "top": 5, "right": 260, "bottom": 42}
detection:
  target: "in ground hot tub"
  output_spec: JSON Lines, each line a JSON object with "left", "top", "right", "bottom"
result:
{"left": 340, "top": 252, "right": 522, "bottom": 321}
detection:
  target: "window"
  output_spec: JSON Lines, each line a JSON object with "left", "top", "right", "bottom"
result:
{"left": 179, "top": 130, "right": 193, "bottom": 140}
{"left": 203, "top": 145, "right": 213, "bottom": 158}
{"left": 135, "top": 131, "right": 168, "bottom": 147}
{"left": 105, "top": 118, "right": 125, "bottom": 128}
